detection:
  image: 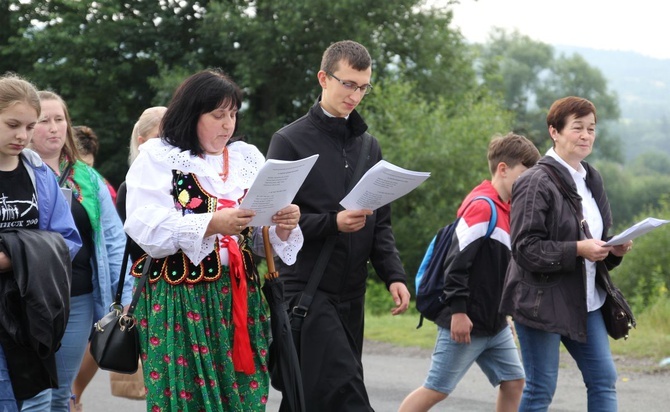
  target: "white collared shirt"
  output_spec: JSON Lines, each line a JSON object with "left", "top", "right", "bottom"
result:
{"left": 547, "top": 148, "right": 606, "bottom": 311}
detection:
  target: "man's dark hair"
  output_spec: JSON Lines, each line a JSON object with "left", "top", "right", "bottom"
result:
{"left": 320, "top": 40, "right": 372, "bottom": 74}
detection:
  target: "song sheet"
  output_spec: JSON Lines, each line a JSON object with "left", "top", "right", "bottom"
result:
{"left": 240, "top": 154, "right": 319, "bottom": 226}
{"left": 340, "top": 160, "right": 430, "bottom": 210}
{"left": 603, "top": 217, "right": 670, "bottom": 246}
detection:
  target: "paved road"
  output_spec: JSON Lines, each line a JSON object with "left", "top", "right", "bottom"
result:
{"left": 84, "top": 341, "right": 669, "bottom": 411}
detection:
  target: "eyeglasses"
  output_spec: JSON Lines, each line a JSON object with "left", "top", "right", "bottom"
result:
{"left": 326, "top": 72, "right": 373, "bottom": 95}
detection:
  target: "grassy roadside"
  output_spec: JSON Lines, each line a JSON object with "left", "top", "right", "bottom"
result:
{"left": 364, "top": 300, "right": 670, "bottom": 371}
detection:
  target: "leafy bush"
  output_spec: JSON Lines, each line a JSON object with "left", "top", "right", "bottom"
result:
{"left": 363, "top": 80, "right": 513, "bottom": 293}
{"left": 610, "top": 196, "right": 670, "bottom": 311}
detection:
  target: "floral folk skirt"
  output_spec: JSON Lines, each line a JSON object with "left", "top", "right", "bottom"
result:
{"left": 136, "top": 272, "right": 270, "bottom": 411}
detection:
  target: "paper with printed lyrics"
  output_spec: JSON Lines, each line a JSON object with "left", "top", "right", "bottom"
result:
{"left": 603, "top": 217, "right": 670, "bottom": 246}
{"left": 339, "top": 160, "right": 430, "bottom": 210}
{"left": 240, "top": 154, "right": 319, "bottom": 226}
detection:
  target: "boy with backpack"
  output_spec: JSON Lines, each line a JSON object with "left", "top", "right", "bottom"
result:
{"left": 399, "top": 133, "right": 540, "bottom": 412}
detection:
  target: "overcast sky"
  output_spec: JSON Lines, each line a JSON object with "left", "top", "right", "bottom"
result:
{"left": 432, "top": 0, "right": 669, "bottom": 60}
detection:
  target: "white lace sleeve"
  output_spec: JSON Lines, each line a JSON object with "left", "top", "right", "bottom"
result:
{"left": 267, "top": 225, "right": 303, "bottom": 265}
{"left": 124, "top": 140, "right": 216, "bottom": 264}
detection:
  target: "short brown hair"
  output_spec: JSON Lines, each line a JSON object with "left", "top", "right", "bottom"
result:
{"left": 546, "top": 96, "right": 597, "bottom": 134}
{"left": 487, "top": 132, "right": 541, "bottom": 176}
{"left": 320, "top": 40, "right": 371, "bottom": 74}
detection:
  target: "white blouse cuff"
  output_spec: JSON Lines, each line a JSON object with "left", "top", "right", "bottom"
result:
{"left": 269, "top": 225, "right": 303, "bottom": 265}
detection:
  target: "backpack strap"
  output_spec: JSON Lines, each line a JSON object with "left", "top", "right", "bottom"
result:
{"left": 471, "top": 196, "right": 497, "bottom": 238}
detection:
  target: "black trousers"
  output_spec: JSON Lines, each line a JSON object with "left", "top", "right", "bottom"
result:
{"left": 280, "top": 292, "right": 374, "bottom": 412}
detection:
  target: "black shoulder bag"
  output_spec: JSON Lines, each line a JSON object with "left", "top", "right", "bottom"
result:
{"left": 90, "top": 240, "right": 152, "bottom": 373}
{"left": 539, "top": 163, "right": 635, "bottom": 340}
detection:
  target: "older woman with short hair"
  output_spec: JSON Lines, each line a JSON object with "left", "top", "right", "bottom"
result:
{"left": 501, "top": 96, "right": 633, "bottom": 412}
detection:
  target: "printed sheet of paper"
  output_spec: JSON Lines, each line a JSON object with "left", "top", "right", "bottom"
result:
{"left": 240, "top": 154, "right": 319, "bottom": 226}
{"left": 340, "top": 160, "right": 430, "bottom": 210}
{"left": 603, "top": 217, "right": 670, "bottom": 246}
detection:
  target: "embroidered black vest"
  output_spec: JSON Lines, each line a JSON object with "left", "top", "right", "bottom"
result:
{"left": 131, "top": 170, "right": 257, "bottom": 284}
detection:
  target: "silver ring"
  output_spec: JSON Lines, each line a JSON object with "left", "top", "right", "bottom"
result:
{"left": 238, "top": 225, "right": 242, "bottom": 231}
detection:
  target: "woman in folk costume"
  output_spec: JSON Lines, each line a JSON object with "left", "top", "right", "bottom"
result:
{"left": 124, "top": 69, "right": 303, "bottom": 411}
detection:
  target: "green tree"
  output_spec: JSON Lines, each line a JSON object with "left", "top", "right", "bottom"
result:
{"left": 3, "top": 0, "right": 208, "bottom": 185}
{"left": 362, "top": 80, "right": 514, "bottom": 288}
{"left": 597, "top": 160, "right": 670, "bottom": 229}
{"left": 610, "top": 196, "right": 670, "bottom": 311}
{"left": 475, "top": 28, "right": 553, "bottom": 141}
{"left": 193, "top": 0, "right": 474, "bottom": 152}
{"left": 4, "top": 0, "right": 473, "bottom": 186}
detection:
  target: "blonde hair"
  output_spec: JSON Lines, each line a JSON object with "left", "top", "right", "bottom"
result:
{"left": 37, "top": 90, "right": 81, "bottom": 162}
{"left": 129, "top": 106, "right": 167, "bottom": 165}
{"left": 0, "top": 73, "right": 40, "bottom": 118}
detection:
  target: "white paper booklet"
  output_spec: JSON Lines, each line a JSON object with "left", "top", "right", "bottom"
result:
{"left": 603, "top": 217, "right": 670, "bottom": 246}
{"left": 339, "top": 160, "right": 430, "bottom": 210}
{"left": 240, "top": 154, "right": 319, "bottom": 226}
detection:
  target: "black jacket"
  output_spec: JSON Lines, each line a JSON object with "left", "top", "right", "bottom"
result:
{"left": 500, "top": 156, "right": 622, "bottom": 342}
{"left": 436, "top": 181, "right": 511, "bottom": 336}
{"left": 0, "top": 228, "right": 72, "bottom": 399}
{"left": 266, "top": 100, "right": 406, "bottom": 300}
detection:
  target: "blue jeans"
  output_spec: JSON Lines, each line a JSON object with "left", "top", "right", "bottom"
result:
{"left": 20, "top": 294, "right": 94, "bottom": 412}
{"left": 0, "top": 345, "right": 19, "bottom": 412}
{"left": 424, "top": 325, "right": 525, "bottom": 394}
{"left": 516, "top": 309, "right": 618, "bottom": 412}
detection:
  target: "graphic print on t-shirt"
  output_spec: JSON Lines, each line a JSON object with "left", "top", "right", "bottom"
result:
{"left": 0, "top": 193, "right": 39, "bottom": 228}
{"left": 0, "top": 162, "right": 39, "bottom": 229}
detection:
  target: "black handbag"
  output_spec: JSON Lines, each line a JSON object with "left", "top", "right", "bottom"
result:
{"left": 601, "top": 287, "right": 635, "bottom": 340}
{"left": 90, "top": 241, "right": 151, "bottom": 374}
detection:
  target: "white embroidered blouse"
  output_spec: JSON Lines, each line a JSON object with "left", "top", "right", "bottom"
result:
{"left": 124, "top": 138, "right": 303, "bottom": 266}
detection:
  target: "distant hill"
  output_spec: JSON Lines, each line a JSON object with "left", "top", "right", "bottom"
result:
{"left": 554, "top": 46, "right": 670, "bottom": 161}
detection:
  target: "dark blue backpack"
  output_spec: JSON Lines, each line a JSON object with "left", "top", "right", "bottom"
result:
{"left": 415, "top": 196, "right": 497, "bottom": 328}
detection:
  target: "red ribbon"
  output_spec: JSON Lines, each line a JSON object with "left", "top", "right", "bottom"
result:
{"left": 220, "top": 235, "right": 255, "bottom": 374}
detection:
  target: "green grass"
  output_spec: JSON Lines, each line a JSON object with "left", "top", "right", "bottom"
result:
{"left": 365, "top": 300, "right": 670, "bottom": 362}
{"left": 364, "top": 309, "right": 437, "bottom": 350}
